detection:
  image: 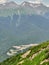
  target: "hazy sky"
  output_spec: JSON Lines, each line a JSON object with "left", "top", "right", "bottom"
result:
{"left": 0, "top": 0, "right": 49, "bottom": 6}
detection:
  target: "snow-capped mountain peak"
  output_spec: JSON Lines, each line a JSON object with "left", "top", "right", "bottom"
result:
{"left": 20, "top": 1, "right": 46, "bottom": 8}
{"left": 28, "top": 1, "right": 41, "bottom": 4}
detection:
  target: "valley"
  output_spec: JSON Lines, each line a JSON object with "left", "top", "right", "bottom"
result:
{"left": 0, "top": 1, "right": 49, "bottom": 63}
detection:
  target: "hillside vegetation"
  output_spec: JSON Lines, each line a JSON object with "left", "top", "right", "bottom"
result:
{"left": 0, "top": 41, "right": 49, "bottom": 65}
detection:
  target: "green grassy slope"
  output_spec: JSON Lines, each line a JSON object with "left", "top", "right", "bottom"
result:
{"left": 0, "top": 41, "right": 49, "bottom": 65}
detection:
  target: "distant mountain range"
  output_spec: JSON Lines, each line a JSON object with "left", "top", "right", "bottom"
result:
{"left": 0, "top": 1, "right": 49, "bottom": 16}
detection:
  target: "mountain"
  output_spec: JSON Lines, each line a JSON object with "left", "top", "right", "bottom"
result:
{"left": 44, "top": 12, "right": 49, "bottom": 19}
{"left": 0, "top": 1, "right": 49, "bottom": 16}
{"left": 0, "top": 1, "right": 18, "bottom": 9}
{"left": 0, "top": 14, "right": 49, "bottom": 62}
{"left": 0, "top": 1, "right": 49, "bottom": 62}
{"left": 0, "top": 41, "right": 49, "bottom": 65}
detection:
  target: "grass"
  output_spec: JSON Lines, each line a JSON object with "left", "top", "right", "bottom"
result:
{"left": 0, "top": 41, "right": 49, "bottom": 65}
